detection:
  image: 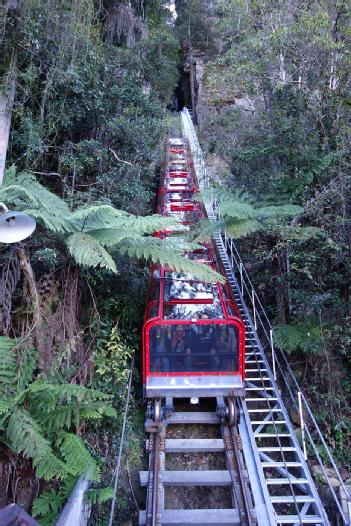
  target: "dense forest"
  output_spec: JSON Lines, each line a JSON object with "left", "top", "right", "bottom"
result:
{"left": 0, "top": 0, "right": 350, "bottom": 524}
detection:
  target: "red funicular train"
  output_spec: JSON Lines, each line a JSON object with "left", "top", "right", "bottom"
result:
{"left": 142, "top": 137, "right": 245, "bottom": 416}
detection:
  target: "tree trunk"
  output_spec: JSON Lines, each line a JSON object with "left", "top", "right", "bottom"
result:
{"left": 0, "top": 57, "right": 16, "bottom": 185}
{"left": 15, "top": 247, "right": 47, "bottom": 372}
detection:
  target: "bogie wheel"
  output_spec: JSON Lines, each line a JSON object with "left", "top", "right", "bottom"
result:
{"left": 227, "top": 398, "right": 238, "bottom": 426}
{"left": 154, "top": 399, "right": 162, "bottom": 423}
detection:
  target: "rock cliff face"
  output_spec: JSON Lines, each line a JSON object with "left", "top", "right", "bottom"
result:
{"left": 182, "top": 48, "right": 256, "bottom": 132}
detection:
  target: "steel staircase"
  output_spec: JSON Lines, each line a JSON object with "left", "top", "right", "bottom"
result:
{"left": 181, "top": 107, "right": 351, "bottom": 526}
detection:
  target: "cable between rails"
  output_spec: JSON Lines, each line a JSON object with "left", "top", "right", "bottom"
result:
{"left": 108, "top": 352, "right": 135, "bottom": 526}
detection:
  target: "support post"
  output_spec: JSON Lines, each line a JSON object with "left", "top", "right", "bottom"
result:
{"left": 270, "top": 329, "right": 277, "bottom": 381}
{"left": 298, "top": 391, "right": 308, "bottom": 461}
{"left": 252, "top": 289, "right": 257, "bottom": 330}
{"left": 240, "top": 262, "right": 244, "bottom": 296}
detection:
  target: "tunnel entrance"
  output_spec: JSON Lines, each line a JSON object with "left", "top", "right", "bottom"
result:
{"left": 174, "top": 67, "right": 192, "bottom": 113}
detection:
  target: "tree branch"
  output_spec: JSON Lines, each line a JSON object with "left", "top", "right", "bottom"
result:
{"left": 110, "top": 148, "right": 135, "bottom": 169}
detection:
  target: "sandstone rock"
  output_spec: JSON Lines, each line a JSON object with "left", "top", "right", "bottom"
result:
{"left": 312, "top": 464, "right": 347, "bottom": 489}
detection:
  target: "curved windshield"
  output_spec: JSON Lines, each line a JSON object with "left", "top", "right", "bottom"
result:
{"left": 149, "top": 323, "right": 239, "bottom": 374}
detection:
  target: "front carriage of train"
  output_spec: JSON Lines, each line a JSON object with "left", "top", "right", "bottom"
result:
{"left": 142, "top": 136, "right": 245, "bottom": 421}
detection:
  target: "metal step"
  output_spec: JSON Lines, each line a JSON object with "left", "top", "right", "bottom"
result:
{"left": 246, "top": 397, "right": 278, "bottom": 402}
{"left": 266, "top": 478, "right": 309, "bottom": 485}
{"left": 258, "top": 447, "right": 296, "bottom": 452}
{"left": 248, "top": 408, "right": 282, "bottom": 413}
{"left": 250, "top": 420, "right": 286, "bottom": 425}
{"left": 255, "top": 433, "right": 291, "bottom": 438}
{"left": 271, "top": 495, "right": 316, "bottom": 504}
{"left": 139, "top": 509, "right": 241, "bottom": 525}
{"left": 275, "top": 516, "right": 323, "bottom": 524}
{"left": 262, "top": 461, "right": 302, "bottom": 468}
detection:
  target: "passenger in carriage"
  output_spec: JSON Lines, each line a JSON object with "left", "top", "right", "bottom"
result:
{"left": 151, "top": 326, "right": 170, "bottom": 372}
{"left": 212, "top": 325, "right": 238, "bottom": 371}
{"left": 170, "top": 325, "right": 193, "bottom": 371}
{"left": 189, "top": 313, "right": 219, "bottom": 371}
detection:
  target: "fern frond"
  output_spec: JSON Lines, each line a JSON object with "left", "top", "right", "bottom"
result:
{"left": 70, "top": 205, "right": 129, "bottom": 230}
{"left": 256, "top": 204, "right": 301, "bottom": 219}
{"left": 16, "top": 345, "right": 37, "bottom": 392}
{"left": 86, "top": 486, "right": 114, "bottom": 505}
{"left": 220, "top": 200, "right": 257, "bottom": 220}
{"left": 27, "top": 381, "right": 113, "bottom": 431}
{"left": 0, "top": 397, "right": 12, "bottom": 416}
{"left": 35, "top": 449, "right": 73, "bottom": 480}
{"left": 5, "top": 408, "right": 68, "bottom": 479}
{"left": 209, "top": 187, "right": 302, "bottom": 239}
{"left": 32, "top": 476, "right": 77, "bottom": 523}
{"left": 57, "top": 432, "right": 100, "bottom": 481}
{"left": 274, "top": 318, "right": 326, "bottom": 355}
{"left": 27, "top": 380, "right": 112, "bottom": 403}
{"left": 66, "top": 232, "right": 117, "bottom": 272}
{"left": 117, "top": 237, "right": 225, "bottom": 283}
{"left": 0, "top": 336, "right": 16, "bottom": 386}
{"left": 79, "top": 402, "right": 117, "bottom": 420}
{"left": 117, "top": 214, "right": 181, "bottom": 235}
{"left": 225, "top": 218, "right": 262, "bottom": 238}
{"left": 32, "top": 488, "right": 66, "bottom": 521}
{"left": 2, "top": 169, "right": 71, "bottom": 233}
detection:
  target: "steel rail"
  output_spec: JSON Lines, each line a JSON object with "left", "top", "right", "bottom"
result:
{"left": 222, "top": 419, "right": 257, "bottom": 526}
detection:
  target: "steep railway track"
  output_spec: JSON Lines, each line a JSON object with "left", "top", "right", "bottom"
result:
{"left": 136, "top": 111, "right": 351, "bottom": 526}
{"left": 140, "top": 402, "right": 256, "bottom": 525}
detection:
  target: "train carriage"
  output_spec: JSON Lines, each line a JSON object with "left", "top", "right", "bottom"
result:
{"left": 142, "top": 137, "right": 245, "bottom": 401}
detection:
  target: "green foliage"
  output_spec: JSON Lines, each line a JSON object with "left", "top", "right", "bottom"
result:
{"left": 85, "top": 486, "right": 114, "bottom": 505}
{"left": 32, "top": 477, "right": 77, "bottom": 525}
{"left": 0, "top": 336, "right": 17, "bottom": 387}
{"left": 57, "top": 432, "right": 100, "bottom": 481}
{"left": 274, "top": 317, "right": 331, "bottom": 355}
{"left": 209, "top": 188, "right": 300, "bottom": 238}
{"left": 1, "top": 170, "right": 221, "bottom": 281}
{"left": 66, "top": 232, "right": 117, "bottom": 273}
{"left": 95, "top": 327, "right": 133, "bottom": 387}
{"left": 0, "top": 168, "right": 71, "bottom": 233}
{"left": 0, "top": 338, "right": 116, "bottom": 483}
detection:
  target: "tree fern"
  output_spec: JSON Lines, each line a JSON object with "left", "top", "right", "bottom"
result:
{"left": 274, "top": 317, "right": 330, "bottom": 355}
{"left": 66, "top": 232, "right": 117, "bottom": 272}
{"left": 0, "top": 338, "right": 116, "bottom": 482}
{"left": 27, "top": 380, "right": 116, "bottom": 432}
{"left": 57, "top": 432, "right": 100, "bottom": 481}
{"left": 1, "top": 168, "right": 71, "bottom": 233}
{"left": 207, "top": 187, "right": 301, "bottom": 239}
{"left": 117, "top": 237, "right": 225, "bottom": 283}
{"left": 1, "top": 169, "right": 221, "bottom": 281}
{"left": 16, "top": 345, "right": 37, "bottom": 392}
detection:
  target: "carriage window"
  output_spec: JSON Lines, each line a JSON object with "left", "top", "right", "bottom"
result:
{"left": 149, "top": 324, "right": 239, "bottom": 373}
{"left": 164, "top": 276, "right": 217, "bottom": 302}
{"left": 163, "top": 301, "right": 224, "bottom": 320}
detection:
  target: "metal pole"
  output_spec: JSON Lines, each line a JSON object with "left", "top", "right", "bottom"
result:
{"left": 240, "top": 262, "right": 244, "bottom": 296}
{"left": 270, "top": 329, "right": 277, "bottom": 381}
{"left": 252, "top": 289, "right": 257, "bottom": 330}
{"left": 298, "top": 391, "right": 308, "bottom": 461}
